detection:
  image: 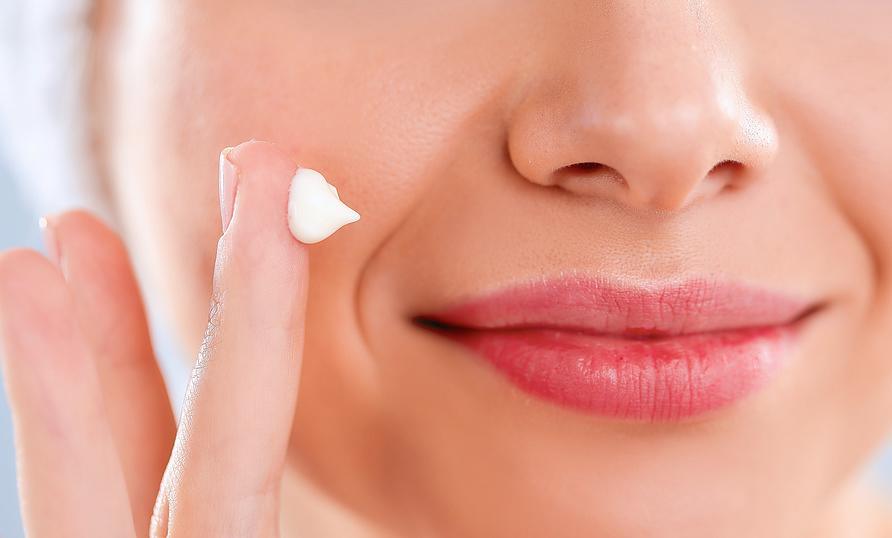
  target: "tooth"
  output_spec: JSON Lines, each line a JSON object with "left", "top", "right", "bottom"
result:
{"left": 287, "top": 167, "right": 360, "bottom": 244}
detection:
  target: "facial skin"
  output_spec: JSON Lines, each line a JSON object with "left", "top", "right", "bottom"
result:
{"left": 94, "top": 1, "right": 892, "bottom": 536}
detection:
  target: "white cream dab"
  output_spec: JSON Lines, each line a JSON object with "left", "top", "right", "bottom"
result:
{"left": 287, "top": 167, "right": 360, "bottom": 244}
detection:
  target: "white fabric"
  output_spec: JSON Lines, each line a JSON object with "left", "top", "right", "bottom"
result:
{"left": 0, "top": 0, "right": 110, "bottom": 221}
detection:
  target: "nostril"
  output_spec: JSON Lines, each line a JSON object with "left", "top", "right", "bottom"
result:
{"left": 551, "top": 162, "right": 625, "bottom": 195}
{"left": 708, "top": 160, "right": 746, "bottom": 192}
{"left": 564, "top": 161, "right": 606, "bottom": 173}
{"left": 557, "top": 161, "right": 622, "bottom": 181}
{"left": 708, "top": 160, "right": 744, "bottom": 177}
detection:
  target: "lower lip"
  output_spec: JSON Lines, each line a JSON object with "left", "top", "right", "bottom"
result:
{"left": 437, "top": 323, "right": 800, "bottom": 421}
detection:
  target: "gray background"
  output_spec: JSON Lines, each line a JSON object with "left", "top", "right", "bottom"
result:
{"left": 1, "top": 159, "right": 892, "bottom": 536}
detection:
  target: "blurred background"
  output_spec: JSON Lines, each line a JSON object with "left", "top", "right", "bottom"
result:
{"left": 1, "top": 153, "right": 892, "bottom": 537}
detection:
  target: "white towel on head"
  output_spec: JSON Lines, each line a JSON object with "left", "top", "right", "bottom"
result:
{"left": 0, "top": 0, "right": 112, "bottom": 222}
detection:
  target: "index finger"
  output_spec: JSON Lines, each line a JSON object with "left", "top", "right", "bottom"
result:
{"left": 157, "top": 141, "right": 309, "bottom": 536}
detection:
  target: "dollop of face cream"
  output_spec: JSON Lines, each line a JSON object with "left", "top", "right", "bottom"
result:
{"left": 288, "top": 167, "right": 360, "bottom": 244}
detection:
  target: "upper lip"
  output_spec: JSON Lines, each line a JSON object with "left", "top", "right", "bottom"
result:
{"left": 417, "top": 276, "right": 819, "bottom": 338}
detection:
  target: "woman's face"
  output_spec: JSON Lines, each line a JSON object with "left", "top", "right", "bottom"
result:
{"left": 103, "top": 1, "right": 892, "bottom": 536}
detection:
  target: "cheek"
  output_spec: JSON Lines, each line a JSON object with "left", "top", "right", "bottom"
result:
{"left": 743, "top": 3, "right": 892, "bottom": 284}
{"left": 109, "top": 3, "right": 518, "bottom": 349}
{"left": 745, "top": 1, "right": 892, "bottom": 485}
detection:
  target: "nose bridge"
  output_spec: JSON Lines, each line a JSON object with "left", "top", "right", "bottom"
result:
{"left": 508, "top": 1, "right": 776, "bottom": 211}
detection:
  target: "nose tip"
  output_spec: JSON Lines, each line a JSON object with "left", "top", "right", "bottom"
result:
{"left": 540, "top": 96, "right": 778, "bottom": 212}
{"left": 506, "top": 3, "right": 779, "bottom": 213}
{"left": 510, "top": 82, "right": 779, "bottom": 212}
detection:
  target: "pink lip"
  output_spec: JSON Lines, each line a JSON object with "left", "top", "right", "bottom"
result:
{"left": 418, "top": 278, "right": 817, "bottom": 421}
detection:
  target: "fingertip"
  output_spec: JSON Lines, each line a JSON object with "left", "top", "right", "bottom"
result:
{"left": 225, "top": 140, "right": 297, "bottom": 180}
{"left": 209, "top": 139, "right": 310, "bottom": 310}
{"left": 52, "top": 209, "right": 117, "bottom": 242}
{"left": 52, "top": 210, "right": 132, "bottom": 281}
{"left": 219, "top": 140, "right": 307, "bottom": 263}
{"left": 49, "top": 211, "right": 152, "bottom": 354}
{"left": 39, "top": 210, "right": 123, "bottom": 273}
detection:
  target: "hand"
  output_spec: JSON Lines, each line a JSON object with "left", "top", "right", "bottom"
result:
{"left": 0, "top": 141, "right": 310, "bottom": 537}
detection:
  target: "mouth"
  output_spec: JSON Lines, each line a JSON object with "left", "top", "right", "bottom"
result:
{"left": 414, "top": 277, "right": 823, "bottom": 422}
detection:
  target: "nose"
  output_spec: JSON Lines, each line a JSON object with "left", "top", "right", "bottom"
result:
{"left": 507, "top": 2, "right": 778, "bottom": 212}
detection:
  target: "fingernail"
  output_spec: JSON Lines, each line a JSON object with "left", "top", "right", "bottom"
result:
{"left": 38, "top": 215, "right": 61, "bottom": 267}
{"left": 219, "top": 147, "right": 238, "bottom": 232}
